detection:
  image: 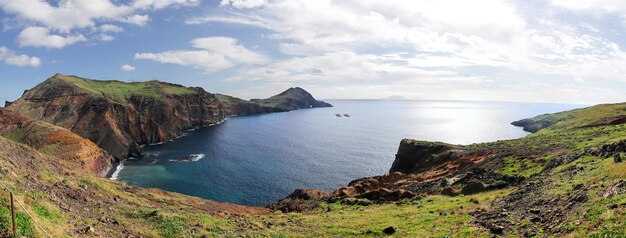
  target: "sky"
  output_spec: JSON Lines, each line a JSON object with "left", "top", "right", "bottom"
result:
{"left": 1, "top": 0, "right": 626, "bottom": 104}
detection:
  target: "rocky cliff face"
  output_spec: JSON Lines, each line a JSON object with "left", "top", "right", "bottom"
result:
{"left": 7, "top": 74, "right": 226, "bottom": 160}
{"left": 0, "top": 109, "right": 113, "bottom": 176}
{"left": 390, "top": 139, "right": 467, "bottom": 174}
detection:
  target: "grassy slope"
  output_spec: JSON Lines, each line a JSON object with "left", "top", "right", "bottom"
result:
{"left": 0, "top": 132, "right": 503, "bottom": 237}
{"left": 57, "top": 74, "right": 196, "bottom": 104}
{"left": 3, "top": 100, "right": 626, "bottom": 237}
{"left": 214, "top": 94, "right": 255, "bottom": 108}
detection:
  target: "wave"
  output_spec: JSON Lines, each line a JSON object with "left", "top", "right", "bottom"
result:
{"left": 168, "top": 153, "right": 206, "bottom": 163}
{"left": 209, "top": 118, "right": 229, "bottom": 126}
{"left": 190, "top": 153, "right": 205, "bottom": 161}
{"left": 109, "top": 160, "right": 126, "bottom": 180}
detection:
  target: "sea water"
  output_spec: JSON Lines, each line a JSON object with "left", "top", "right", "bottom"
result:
{"left": 113, "top": 100, "right": 582, "bottom": 205}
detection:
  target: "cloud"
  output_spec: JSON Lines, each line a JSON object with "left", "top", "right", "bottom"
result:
{"left": 99, "top": 34, "right": 115, "bottom": 41}
{"left": 550, "top": 0, "right": 626, "bottom": 13}
{"left": 99, "top": 24, "right": 123, "bottom": 33}
{"left": 120, "top": 64, "right": 136, "bottom": 72}
{"left": 133, "top": 0, "right": 200, "bottom": 9}
{"left": 123, "top": 14, "right": 150, "bottom": 26}
{"left": 135, "top": 36, "right": 266, "bottom": 72}
{"left": 181, "top": 0, "right": 626, "bottom": 103}
{"left": 0, "top": 46, "right": 41, "bottom": 67}
{"left": 17, "top": 27, "right": 86, "bottom": 49}
{"left": 220, "top": 0, "right": 268, "bottom": 9}
{"left": 186, "top": 16, "right": 268, "bottom": 28}
{"left": 0, "top": 0, "right": 198, "bottom": 48}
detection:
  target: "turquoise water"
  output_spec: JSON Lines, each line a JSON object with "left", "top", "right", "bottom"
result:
{"left": 113, "top": 100, "right": 581, "bottom": 205}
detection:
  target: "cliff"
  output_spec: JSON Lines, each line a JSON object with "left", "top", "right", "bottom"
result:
{"left": 0, "top": 109, "right": 113, "bottom": 176}
{"left": 6, "top": 74, "right": 226, "bottom": 160}
{"left": 7, "top": 75, "right": 332, "bottom": 159}
{"left": 390, "top": 140, "right": 467, "bottom": 174}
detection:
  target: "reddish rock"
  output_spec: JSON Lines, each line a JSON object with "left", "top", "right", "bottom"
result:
{"left": 441, "top": 187, "right": 461, "bottom": 196}
{"left": 0, "top": 109, "right": 113, "bottom": 176}
{"left": 461, "top": 180, "right": 487, "bottom": 195}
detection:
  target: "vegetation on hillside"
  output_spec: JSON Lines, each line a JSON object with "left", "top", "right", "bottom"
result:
{"left": 56, "top": 74, "right": 197, "bottom": 103}
{"left": 3, "top": 98, "right": 626, "bottom": 236}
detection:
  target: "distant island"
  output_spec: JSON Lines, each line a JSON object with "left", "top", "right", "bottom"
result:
{"left": 1, "top": 74, "right": 626, "bottom": 237}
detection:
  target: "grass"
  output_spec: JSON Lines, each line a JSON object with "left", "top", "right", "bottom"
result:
{"left": 3, "top": 128, "right": 26, "bottom": 142}
{"left": 55, "top": 74, "right": 196, "bottom": 104}
{"left": 0, "top": 197, "right": 36, "bottom": 238}
{"left": 244, "top": 189, "right": 511, "bottom": 237}
{"left": 5, "top": 84, "right": 626, "bottom": 236}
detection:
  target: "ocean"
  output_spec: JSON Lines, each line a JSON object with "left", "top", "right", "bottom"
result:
{"left": 112, "top": 100, "right": 582, "bottom": 205}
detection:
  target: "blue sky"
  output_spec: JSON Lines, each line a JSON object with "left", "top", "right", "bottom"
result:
{"left": 1, "top": 0, "right": 626, "bottom": 104}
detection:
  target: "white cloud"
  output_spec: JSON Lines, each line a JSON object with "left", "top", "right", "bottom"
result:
{"left": 0, "top": 46, "right": 41, "bottom": 67}
{"left": 17, "top": 27, "right": 86, "bottom": 49}
{"left": 187, "top": 0, "right": 626, "bottom": 103}
{"left": 100, "top": 34, "right": 115, "bottom": 41}
{"left": 133, "top": 0, "right": 200, "bottom": 9}
{"left": 0, "top": 0, "right": 129, "bottom": 33}
{"left": 99, "top": 24, "right": 123, "bottom": 33}
{"left": 0, "top": 0, "right": 198, "bottom": 48}
{"left": 135, "top": 36, "right": 266, "bottom": 72}
{"left": 551, "top": 0, "right": 626, "bottom": 13}
{"left": 121, "top": 64, "right": 136, "bottom": 72}
{"left": 220, "top": 0, "right": 268, "bottom": 9}
{"left": 124, "top": 14, "right": 150, "bottom": 26}
{"left": 186, "top": 16, "right": 268, "bottom": 28}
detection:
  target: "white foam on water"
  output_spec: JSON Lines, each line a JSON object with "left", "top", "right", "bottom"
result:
{"left": 190, "top": 153, "right": 205, "bottom": 161}
{"left": 168, "top": 153, "right": 206, "bottom": 163}
{"left": 109, "top": 160, "right": 126, "bottom": 180}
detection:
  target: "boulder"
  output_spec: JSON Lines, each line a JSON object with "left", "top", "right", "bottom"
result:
{"left": 267, "top": 189, "right": 330, "bottom": 213}
{"left": 287, "top": 189, "right": 330, "bottom": 200}
{"left": 441, "top": 187, "right": 461, "bottom": 196}
{"left": 614, "top": 154, "right": 623, "bottom": 163}
{"left": 355, "top": 188, "right": 416, "bottom": 201}
{"left": 461, "top": 180, "right": 487, "bottom": 195}
{"left": 382, "top": 226, "right": 396, "bottom": 235}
